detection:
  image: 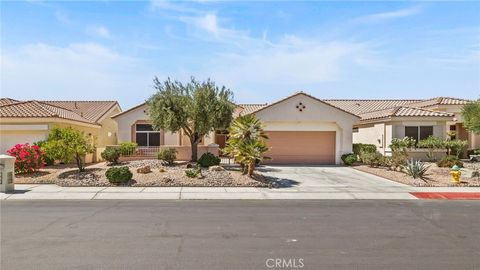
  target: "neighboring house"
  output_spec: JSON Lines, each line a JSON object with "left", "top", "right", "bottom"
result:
{"left": 324, "top": 97, "right": 478, "bottom": 155}
{"left": 0, "top": 98, "right": 121, "bottom": 162}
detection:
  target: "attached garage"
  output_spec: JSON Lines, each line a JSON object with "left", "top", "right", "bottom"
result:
{"left": 264, "top": 131, "right": 336, "bottom": 164}
{"left": 251, "top": 92, "right": 360, "bottom": 165}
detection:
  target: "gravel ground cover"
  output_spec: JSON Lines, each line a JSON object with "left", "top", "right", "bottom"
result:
{"left": 354, "top": 161, "right": 480, "bottom": 187}
{"left": 15, "top": 160, "right": 271, "bottom": 187}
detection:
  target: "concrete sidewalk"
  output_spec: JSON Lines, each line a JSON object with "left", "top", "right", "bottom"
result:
{"left": 2, "top": 184, "right": 480, "bottom": 200}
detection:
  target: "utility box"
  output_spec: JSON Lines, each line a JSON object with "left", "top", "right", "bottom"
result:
{"left": 0, "top": 155, "right": 15, "bottom": 193}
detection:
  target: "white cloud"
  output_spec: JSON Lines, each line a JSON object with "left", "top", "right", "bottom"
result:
{"left": 87, "top": 26, "right": 111, "bottom": 39}
{"left": 1, "top": 43, "right": 155, "bottom": 107}
{"left": 353, "top": 6, "right": 422, "bottom": 24}
{"left": 208, "top": 40, "right": 377, "bottom": 86}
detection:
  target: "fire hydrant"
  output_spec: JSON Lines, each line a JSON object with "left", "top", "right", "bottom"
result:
{"left": 450, "top": 165, "right": 461, "bottom": 184}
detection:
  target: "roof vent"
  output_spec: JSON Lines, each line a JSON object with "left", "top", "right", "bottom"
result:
{"left": 74, "top": 102, "right": 78, "bottom": 109}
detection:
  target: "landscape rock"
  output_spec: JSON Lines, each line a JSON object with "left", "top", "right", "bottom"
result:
{"left": 136, "top": 165, "right": 151, "bottom": 174}
{"left": 209, "top": 165, "right": 225, "bottom": 172}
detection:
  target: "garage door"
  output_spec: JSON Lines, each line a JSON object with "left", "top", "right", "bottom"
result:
{"left": 264, "top": 131, "right": 336, "bottom": 164}
{"left": 0, "top": 132, "right": 48, "bottom": 154}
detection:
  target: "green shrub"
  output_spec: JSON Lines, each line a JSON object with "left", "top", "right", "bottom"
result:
{"left": 390, "top": 137, "right": 416, "bottom": 152}
{"left": 157, "top": 148, "right": 177, "bottom": 165}
{"left": 185, "top": 168, "right": 201, "bottom": 178}
{"left": 390, "top": 151, "right": 408, "bottom": 169}
{"left": 436, "top": 155, "right": 464, "bottom": 168}
{"left": 467, "top": 149, "right": 480, "bottom": 156}
{"left": 34, "top": 140, "right": 55, "bottom": 166}
{"left": 405, "top": 159, "right": 429, "bottom": 179}
{"left": 360, "top": 151, "right": 384, "bottom": 167}
{"left": 105, "top": 166, "right": 132, "bottom": 184}
{"left": 119, "top": 142, "right": 137, "bottom": 155}
{"left": 101, "top": 147, "right": 121, "bottom": 164}
{"left": 444, "top": 140, "right": 468, "bottom": 158}
{"left": 353, "top": 143, "right": 377, "bottom": 156}
{"left": 418, "top": 136, "right": 445, "bottom": 161}
{"left": 341, "top": 153, "right": 357, "bottom": 166}
{"left": 198, "top": 152, "right": 221, "bottom": 167}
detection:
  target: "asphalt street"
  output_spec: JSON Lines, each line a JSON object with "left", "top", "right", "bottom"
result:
{"left": 1, "top": 200, "right": 480, "bottom": 270}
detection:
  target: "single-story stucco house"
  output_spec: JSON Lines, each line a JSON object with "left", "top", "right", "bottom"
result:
{"left": 324, "top": 97, "right": 479, "bottom": 156}
{"left": 0, "top": 98, "right": 121, "bottom": 162}
{"left": 112, "top": 92, "right": 360, "bottom": 164}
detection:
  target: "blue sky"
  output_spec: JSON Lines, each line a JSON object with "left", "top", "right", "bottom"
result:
{"left": 1, "top": 1, "right": 479, "bottom": 109}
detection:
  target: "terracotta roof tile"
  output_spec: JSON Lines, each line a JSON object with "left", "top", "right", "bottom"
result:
{"left": 236, "top": 104, "right": 268, "bottom": 116}
{"left": 323, "top": 99, "right": 422, "bottom": 115}
{"left": 359, "top": 106, "right": 454, "bottom": 121}
{"left": 0, "top": 99, "right": 118, "bottom": 125}
{"left": 43, "top": 101, "right": 118, "bottom": 122}
{"left": 0, "top": 98, "right": 20, "bottom": 106}
{"left": 407, "top": 97, "right": 472, "bottom": 108}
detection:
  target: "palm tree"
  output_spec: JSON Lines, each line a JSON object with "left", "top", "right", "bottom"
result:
{"left": 222, "top": 115, "right": 270, "bottom": 177}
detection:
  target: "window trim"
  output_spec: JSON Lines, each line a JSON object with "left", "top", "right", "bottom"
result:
{"left": 135, "top": 124, "right": 161, "bottom": 147}
{"left": 404, "top": 126, "right": 434, "bottom": 141}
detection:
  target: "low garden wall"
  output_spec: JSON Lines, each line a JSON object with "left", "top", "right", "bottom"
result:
{"left": 405, "top": 149, "right": 447, "bottom": 161}
{"left": 116, "top": 144, "right": 219, "bottom": 162}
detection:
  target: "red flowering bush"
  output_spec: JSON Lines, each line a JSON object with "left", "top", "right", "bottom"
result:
{"left": 7, "top": 143, "right": 45, "bottom": 173}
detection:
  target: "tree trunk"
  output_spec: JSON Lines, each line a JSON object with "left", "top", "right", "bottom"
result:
{"left": 247, "top": 162, "right": 255, "bottom": 177}
{"left": 191, "top": 141, "right": 199, "bottom": 162}
{"left": 76, "top": 154, "right": 84, "bottom": 172}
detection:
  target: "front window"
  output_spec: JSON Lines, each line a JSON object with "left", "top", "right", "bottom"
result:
{"left": 135, "top": 124, "right": 160, "bottom": 146}
{"left": 404, "top": 126, "right": 434, "bottom": 142}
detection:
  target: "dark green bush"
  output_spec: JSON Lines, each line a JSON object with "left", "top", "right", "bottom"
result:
{"left": 101, "top": 147, "right": 121, "bottom": 164}
{"left": 157, "top": 148, "right": 177, "bottom": 165}
{"left": 119, "top": 142, "right": 137, "bottom": 155}
{"left": 341, "top": 153, "right": 357, "bottom": 166}
{"left": 198, "top": 152, "right": 221, "bottom": 167}
{"left": 436, "top": 155, "right": 463, "bottom": 168}
{"left": 105, "top": 166, "right": 132, "bottom": 184}
{"left": 353, "top": 143, "right": 377, "bottom": 156}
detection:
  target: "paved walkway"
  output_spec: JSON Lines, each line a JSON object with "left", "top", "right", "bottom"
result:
{"left": 2, "top": 166, "right": 479, "bottom": 200}
{"left": 2, "top": 184, "right": 480, "bottom": 200}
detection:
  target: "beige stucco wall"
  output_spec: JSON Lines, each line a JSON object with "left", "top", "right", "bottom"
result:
{"left": 353, "top": 123, "right": 389, "bottom": 154}
{"left": 354, "top": 119, "right": 448, "bottom": 155}
{"left": 253, "top": 93, "right": 359, "bottom": 164}
{"left": 113, "top": 104, "right": 180, "bottom": 145}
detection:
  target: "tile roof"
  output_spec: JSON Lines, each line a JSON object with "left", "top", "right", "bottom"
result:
{"left": 235, "top": 104, "right": 268, "bottom": 116}
{"left": 323, "top": 99, "right": 422, "bottom": 115}
{"left": 0, "top": 99, "right": 119, "bottom": 125}
{"left": 0, "top": 98, "right": 20, "bottom": 106}
{"left": 358, "top": 106, "right": 454, "bottom": 121}
{"left": 42, "top": 101, "right": 118, "bottom": 122}
{"left": 244, "top": 92, "right": 361, "bottom": 117}
{"left": 406, "top": 97, "right": 471, "bottom": 108}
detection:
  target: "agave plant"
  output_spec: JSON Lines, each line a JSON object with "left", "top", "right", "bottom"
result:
{"left": 405, "top": 159, "right": 429, "bottom": 180}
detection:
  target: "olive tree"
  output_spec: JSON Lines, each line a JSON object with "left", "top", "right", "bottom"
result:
{"left": 462, "top": 99, "right": 480, "bottom": 134}
{"left": 42, "top": 126, "right": 95, "bottom": 172}
{"left": 147, "top": 77, "right": 235, "bottom": 161}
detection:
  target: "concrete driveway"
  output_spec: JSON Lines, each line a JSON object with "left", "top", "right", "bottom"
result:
{"left": 258, "top": 166, "right": 415, "bottom": 193}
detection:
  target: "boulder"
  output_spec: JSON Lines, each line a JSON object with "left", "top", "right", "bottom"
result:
{"left": 209, "top": 165, "right": 225, "bottom": 172}
{"left": 136, "top": 165, "right": 151, "bottom": 174}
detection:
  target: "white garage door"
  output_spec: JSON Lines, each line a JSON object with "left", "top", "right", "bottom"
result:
{"left": 0, "top": 132, "right": 48, "bottom": 154}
